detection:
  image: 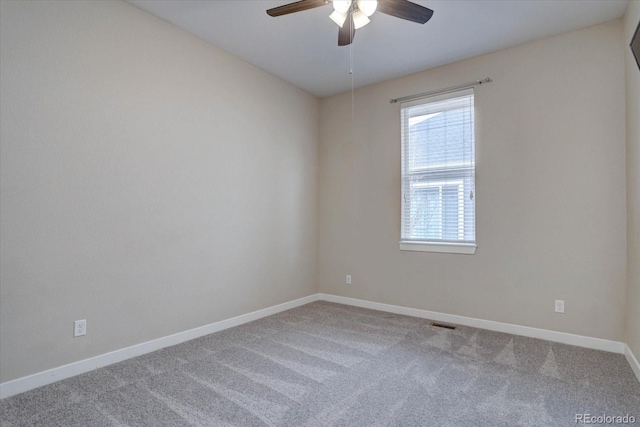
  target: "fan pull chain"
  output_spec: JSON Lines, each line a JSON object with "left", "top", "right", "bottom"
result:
{"left": 350, "top": 43, "right": 354, "bottom": 120}
{"left": 350, "top": 7, "right": 354, "bottom": 121}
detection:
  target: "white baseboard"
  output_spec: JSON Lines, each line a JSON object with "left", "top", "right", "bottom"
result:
{"left": 0, "top": 294, "right": 320, "bottom": 400}
{"left": 1, "top": 292, "right": 634, "bottom": 399}
{"left": 625, "top": 344, "right": 640, "bottom": 383}
{"left": 319, "top": 294, "right": 626, "bottom": 354}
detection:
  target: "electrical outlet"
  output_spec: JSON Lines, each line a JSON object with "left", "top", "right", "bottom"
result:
{"left": 74, "top": 319, "right": 86, "bottom": 337}
{"left": 346, "top": 275, "right": 352, "bottom": 285}
{"left": 555, "top": 300, "right": 565, "bottom": 314}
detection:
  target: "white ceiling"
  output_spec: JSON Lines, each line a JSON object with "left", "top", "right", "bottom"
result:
{"left": 129, "top": 0, "right": 629, "bottom": 97}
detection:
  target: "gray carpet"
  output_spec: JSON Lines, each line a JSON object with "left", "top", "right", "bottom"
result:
{"left": 1, "top": 301, "right": 639, "bottom": 426}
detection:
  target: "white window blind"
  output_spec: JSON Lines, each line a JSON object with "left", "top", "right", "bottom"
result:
{"left": 400, "top": 88, "right": 476, "bottom": 251}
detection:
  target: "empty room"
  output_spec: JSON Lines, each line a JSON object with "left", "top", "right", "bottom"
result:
{"left": 1, "top": 0, "right": 639, "bottom": 425}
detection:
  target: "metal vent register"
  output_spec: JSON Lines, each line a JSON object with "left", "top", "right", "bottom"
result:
{"left": 431, "top": 322, "right": 457, "bottom": 330}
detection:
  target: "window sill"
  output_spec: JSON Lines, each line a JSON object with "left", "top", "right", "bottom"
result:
{"left": 399, "top": 241, "right": 477, "bottom": 255}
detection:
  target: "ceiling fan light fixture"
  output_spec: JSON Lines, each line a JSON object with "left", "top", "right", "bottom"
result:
{"left": 329, "top": 10, "right": 348, "bottom": 27}
{"left": 266, "top": 0, "right": 435, "bottom": 46}
{"left": 352, "top": 10, "right": 370, "bottom": 29}
{"left": 356, "top": 0, "right": 377, "bottom": 17}
{"left": 332, "top": 0, "right": 352, "bottom": 14}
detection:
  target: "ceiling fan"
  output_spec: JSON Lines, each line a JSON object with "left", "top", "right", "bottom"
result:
{"left": 266, "top": 0, "right": 434, "bottom": 46}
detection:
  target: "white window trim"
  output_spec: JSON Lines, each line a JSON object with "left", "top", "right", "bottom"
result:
{"left": 399, "top": 241, "right": 477, "bottom": 255}
{"left": 400, "top": 88, "right": 476, "bottom": 254}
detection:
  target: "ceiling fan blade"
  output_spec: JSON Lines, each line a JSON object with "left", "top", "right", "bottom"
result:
{"left": 338, "top": 15, "right": 355, "bottom": 46}
{"left": 267, "top": 0, "right": 328, "bottom": 17}
{"left": 377, "top": 0, "right": 434, "bottom": 24}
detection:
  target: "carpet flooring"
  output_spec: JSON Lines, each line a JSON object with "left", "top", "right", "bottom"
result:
{"left": 1, "top": 301, "right": 639, "bottom": 426}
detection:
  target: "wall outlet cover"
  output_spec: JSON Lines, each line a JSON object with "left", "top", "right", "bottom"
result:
{"left": 74, "top": 319, "right": 87, "bottom": 337}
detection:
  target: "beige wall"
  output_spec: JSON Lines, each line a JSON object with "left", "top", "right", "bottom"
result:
{"left": 0, "top": 0, "right": 319, "bottom": 383}
{"left": 624, "top": 0, "right": 640, "bottom": 359}
{"left": 318, "top": 20, "right": 627, "bottom": 341}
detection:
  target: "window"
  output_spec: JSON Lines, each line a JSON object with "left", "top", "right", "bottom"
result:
{"left": 400, "top": 88, "right": 476, "bottom": 254}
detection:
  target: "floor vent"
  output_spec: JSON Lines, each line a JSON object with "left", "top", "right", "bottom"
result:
{"left": 431, "top": 322, "right": 456, "bottom": 330}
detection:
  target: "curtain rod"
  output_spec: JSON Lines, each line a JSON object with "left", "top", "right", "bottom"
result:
{"left": 389, "top": 78, "right": 493, "bottom": 104}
